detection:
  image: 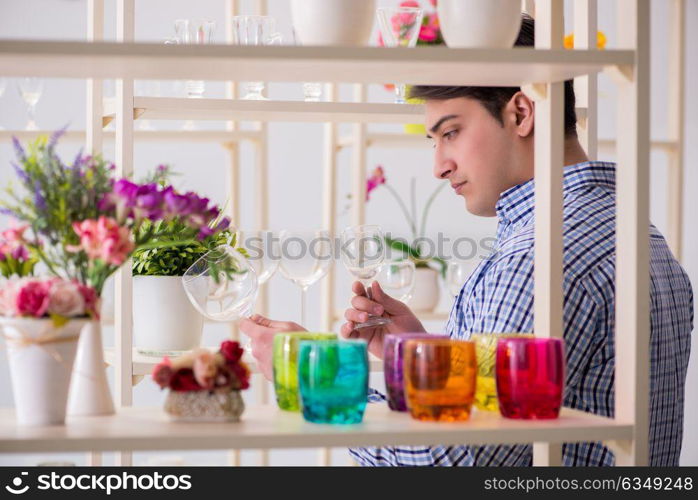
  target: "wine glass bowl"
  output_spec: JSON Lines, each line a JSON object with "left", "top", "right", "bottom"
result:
{"left": 17, "top": 77, "right": 43, "bottom": 131}
{"left": 181, "top": 245, "right": 258, "bottom": 322}
{"left": 376, "top": 259, "right": 416, "bottom": 303}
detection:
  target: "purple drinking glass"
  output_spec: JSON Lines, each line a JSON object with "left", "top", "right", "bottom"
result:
{"left": 383, "top": 333, "right": 447, "bottom": 411}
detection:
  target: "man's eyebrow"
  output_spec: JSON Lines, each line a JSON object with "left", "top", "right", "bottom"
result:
{"left": 426, "top": 114, "right": 460, "bottom": 138}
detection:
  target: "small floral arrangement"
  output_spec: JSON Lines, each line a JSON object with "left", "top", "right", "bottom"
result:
{"left": 0, "top": 224, "right": 38, "bottom": 278}
{"left": 0, "top": 277, "right": 99, "bottom": 323}
{"left": 356, "top": 166, "right": 448, "bottom": 276}
{"left": 152, "top": 340, "right": 250, "bottom": 392}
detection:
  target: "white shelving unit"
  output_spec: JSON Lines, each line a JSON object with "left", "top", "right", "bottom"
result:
{"left": 0, "top": 0, "right": 686, "bottom": 468}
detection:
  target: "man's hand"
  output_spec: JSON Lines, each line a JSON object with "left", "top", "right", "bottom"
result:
{"left": 340, "top": 281, "right": 426, "bottom": 358}
{"left": 238, "top": 314, "right": 305, "bottom": 381}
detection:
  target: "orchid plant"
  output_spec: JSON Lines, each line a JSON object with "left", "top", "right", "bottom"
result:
{"left": 364, "top": 166, "right": 448, "bottom": 277}
{"left": 0, "top": 130, "right": 232, "bottom": 308}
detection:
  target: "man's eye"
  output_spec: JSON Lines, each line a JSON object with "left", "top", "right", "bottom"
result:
{"left": 443, "top": 130, "right": 458, "bottom": 140}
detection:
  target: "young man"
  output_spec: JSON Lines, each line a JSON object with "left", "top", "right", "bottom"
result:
{"left": 239, "top": 16, "right": 693, "bottom": 466}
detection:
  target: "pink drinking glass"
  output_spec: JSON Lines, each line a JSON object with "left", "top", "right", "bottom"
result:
{"left": 495, "top": 337, "right": 565, "bottom": 419}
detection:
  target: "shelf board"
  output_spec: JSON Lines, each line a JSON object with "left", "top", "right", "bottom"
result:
{"left": 0, "top": 405, "right": 633, "bottom": 453}
{"left": 103, "top": 97, "right": 423, "bottom": 125}
{"left": 0, "top": 129, "right": 261, "bottom": 144}
{"left": 103, "top": 348, "right": 384, "bottom": 377}
{"left": 0, "top": 41, "right": 634, "bottom": 86}
{"left": 333, "top": 310, "right": 449, "bottom": 322}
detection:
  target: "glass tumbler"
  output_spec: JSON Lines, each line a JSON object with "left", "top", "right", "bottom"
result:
{"left": 471, "top": 333, "right": 534, "bottom": 412}
{"left": 403, "top": 338, "right": 477, "bottom": 422}
{"left": 272, "top": 332, "right": 337, "bottom": 412}
{"left": 495, "top": 337, "right": 565, "bottom": 419}
{"left": 383, "top": 333, "right": 447, "bottom": 412}
{"left": 298, "top": 339, "right": 369, "bottom": 424}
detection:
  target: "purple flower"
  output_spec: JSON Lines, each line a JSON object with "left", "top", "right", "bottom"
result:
{"left": 12, "top": 162, "right": 30, "bottom": 187}
{"left": 33, "top": 182, "right": 46, "bottom": 212}
{"left": 133, "top": 183, "right": 164, "bottom": 221}
{"left": 48, "top": 126, "right": 68, "bottom": 150}
{"left": 163, "top": 187, "right": 194, "bottom": 217}
{"left": 11, "top": 245, "right": 29, "bottom": 261}
{"left": 12, "top": 137, "right": 26, "bottom": 163}
{"left": 197, "top": 226, "right": 215, "bottom": 240}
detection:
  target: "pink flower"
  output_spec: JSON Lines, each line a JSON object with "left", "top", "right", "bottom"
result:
{"left": 366, "top": 166, "right": 387, "bottom": 201}
{"left": 78, "top": 283, "right": 100, "bottom": 319}
{"left": 419, "top": 24, "right": 438, "bottom": 42}
{"left": 0, "top": 280, "right": 20, "bottom": 316}
{"left": 1, "top": 224, "right": 29, "bottom": 245}
{"left": 47, "top": 280, "right": 85, "bottom": 317}
{"left": 192, "top": 349, "right": 218, "bottom": 390}
{"left": 69, "top": 216, "right": 134, "bottom": 266}
{"left": 15, "top": 279, "right": 51, "bottom": 317}
{"left": 429, "top": 0, "right": 437, "bottom": 7}
{"left": 400, "top": 0, "right": 421, "bottom": 7}
{"left": 152, "top": 357, "right": 173, "bottom": 389}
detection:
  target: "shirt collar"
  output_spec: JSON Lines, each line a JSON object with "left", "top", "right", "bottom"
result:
{"left": 495, "top": 161, "right": 617, "bottom": 232}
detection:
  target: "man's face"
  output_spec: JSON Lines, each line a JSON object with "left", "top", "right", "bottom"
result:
{"left": 425, "top": 97, "right": 523, "bottom": 217}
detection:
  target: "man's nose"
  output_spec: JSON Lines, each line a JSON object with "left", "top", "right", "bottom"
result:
{"left": 433, "top": 155, "right": 455, "bottom": 180}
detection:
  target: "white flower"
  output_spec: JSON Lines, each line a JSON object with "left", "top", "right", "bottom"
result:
{"left": 47, "top": 280, "right": 85, "bottom": 317}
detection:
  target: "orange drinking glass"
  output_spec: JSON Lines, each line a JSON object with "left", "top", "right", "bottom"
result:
{"left": 403, "top": 338, "right": 477, "bottom": 422}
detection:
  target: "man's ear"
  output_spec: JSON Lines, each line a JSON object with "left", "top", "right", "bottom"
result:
{"left": 506, "top": 91, "right": 535, "bottom": 138}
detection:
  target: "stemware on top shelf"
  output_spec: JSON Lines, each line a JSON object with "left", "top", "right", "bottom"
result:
{"left": 230, "top": 15, "right": 283, "bottom": 100}
{"left": 278, "top": 229, "right": 332, "bottom": 326}
{"left": 339, "top": 225, "right": 390, "bottom": 329}
{"left": 17, "top": 77, "right": 43, "bottom": 131}
{"left": 376, "top": 6, "right": 424, "bottom": 104}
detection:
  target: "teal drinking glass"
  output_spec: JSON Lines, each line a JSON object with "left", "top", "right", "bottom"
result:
{"left": 297, "top": 339, "right": 369, "bottom": 424}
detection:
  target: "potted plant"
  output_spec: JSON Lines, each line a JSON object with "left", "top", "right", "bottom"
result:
{"left": 0, "top": 277, "right": 97, "bottom": 425}
{"left": 1, "top": 130, "right": 232, "bottom": 417}
{"left": 131, "top": 217, "right": 236, "bottom": 355}
{"left": 152, "top": 340, "right": 250, "bottom": 422}
{"left": 358, "top": 166, "right": 447, "bottom": 312}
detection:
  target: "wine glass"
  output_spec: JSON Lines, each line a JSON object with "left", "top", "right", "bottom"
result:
{"left": 182, "top": 245, "right": 258, "bottom": 322}
{"left": 237, "top": 229, "right": 280, "bottom": 286}
{"left": 17, "top": 78, "right": 43, "bottom": 130}
{"left": 278, "top": 229, "right": 332, "bottom": 326}
{"left": 340, "top": 225, "right": 390, "bottom": 329}
{"left": 231, "top": 16, "right": 283, "bottom": 100}
{"left": 174, "top": 19, "right": 215, "bottom": 99}
{"left": 291, "top": 29, "right": 322, "bottom": 102}
{"left": 376, "top": 6, "right": 423, "bottom": 103}
{"left": 446, "top": 260, "right": 476, "bottom": 296}
{"left": 375, "top": 259, "right": 416, "bottom": 303}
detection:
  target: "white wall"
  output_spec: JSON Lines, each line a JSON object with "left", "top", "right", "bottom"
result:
{"left": 0, "top": 0, "right": 695, "bottom": 466}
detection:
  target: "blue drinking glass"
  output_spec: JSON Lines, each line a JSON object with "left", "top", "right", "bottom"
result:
{"left": 297, "top": 339, "right": 369, "bottom": 424}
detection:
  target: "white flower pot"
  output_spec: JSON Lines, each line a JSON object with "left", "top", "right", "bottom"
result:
{"left": 437, "top": 0, "right": 522, "bottom": 48}
{"left": 291, "top": 0, "right": 376, "bottom": 46}
{"left": 133, "top": 276, "right": 204, "bottom": 354}
{"left": 1, "top": 317, "right": 87, "bottom": 426}
{"left": 407, "top": 267, "right": 440, "bottom": 313}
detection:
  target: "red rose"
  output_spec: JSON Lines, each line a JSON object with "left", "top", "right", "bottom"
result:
{"left": 169, "top": 368, "right": 203, "bottom": 391}
{"left": 230, "top": 362, "right": 250, "bottom": 390}
{"left": 220, "top": 340, "right": 244, "bottom": 364}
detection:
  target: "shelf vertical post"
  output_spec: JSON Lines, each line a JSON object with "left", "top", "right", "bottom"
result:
{"left": 667, "top": 0, "right": 685, "bottom": 261}
{"left": 531, "top": 0, "right": 565, "bottom": 467}
{"left": 574, "top": 0, "right": 598, "bottom": 160}
{"left": 115, "top": 0, "right": 135, "bottom": 467}
{"left": 614, "top": 0, "right": 650, "bottom": 466}
{"left": 351, "top": 84, "right": 368, "bottom": 227}
{"left": 321, "top": 83, "right": 338, "bottom": 333}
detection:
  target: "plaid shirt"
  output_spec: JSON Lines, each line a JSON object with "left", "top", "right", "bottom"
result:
{"left": 350, "top": 161, "right": 693, "bottom": 466}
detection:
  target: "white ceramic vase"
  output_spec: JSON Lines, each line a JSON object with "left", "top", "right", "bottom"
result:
{"left": 291, "top": 0, "right": 376, "bottom": 46}
{"left": 1, "top": 317, "right": 87, "bottom": 426}
{"left": 407, "top": 267, "right": 440, "bottom": 313}
{"left": 437, "top": 0, "right": 522, "bottom": 48}
{"left": 67, "top": 320, "right": 115, "bottom": 416}
{"left": 133, "top": 276, "right": 204, "bottom": 354}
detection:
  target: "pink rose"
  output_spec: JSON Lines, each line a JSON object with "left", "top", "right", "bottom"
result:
{"left": 78, "top": 283, "right": 100, "bottom": 319}
{"left": 47, "top": 280, "right": 85, "bottom": 317}
{"left": 0, "top": 280, "right": 20, "bottom": 316}
{"left": 192, "top": 349, "right": 218, "bottom": 389}
{"left": 15, "top": 279, "right": 51, "bottom": 317}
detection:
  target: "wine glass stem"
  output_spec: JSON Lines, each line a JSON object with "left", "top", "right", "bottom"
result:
{"left": 27, "top": 103, "right": 36, "bottom": 128}
{"left": 300, "top": 285, "right": 308, "bottom": 327}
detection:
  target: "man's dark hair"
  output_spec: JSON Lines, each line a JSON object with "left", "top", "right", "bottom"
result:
{"left": 409, "top": 15, "right": 577, "bottom": 137}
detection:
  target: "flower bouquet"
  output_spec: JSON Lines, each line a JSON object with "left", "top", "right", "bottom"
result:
{"left": 0, "top": 225, "right": 39, "bottom": 278}
{"left": 153, "top": 340, "right": 250, "bottom": 422}
{"left": 0, "top": 129, "right": 234, "bottom": 417}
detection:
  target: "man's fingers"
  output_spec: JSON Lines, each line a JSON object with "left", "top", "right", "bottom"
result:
{"left": 351, "top": 295, "right": 384, "bottom": 315}
{"left": 344, "top": 308, "right": 370, "bottom": 324}
{"left": 340, "top": 322, "right": 354, "bottom": 338}
{"left": 352, "top": 281, "right": 367, "bottom": 296}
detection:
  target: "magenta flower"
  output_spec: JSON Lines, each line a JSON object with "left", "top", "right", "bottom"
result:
{"left": 15, "top": 279, "right": 52, "bottom": 317}
{"left": 366, "top": 166, "right": 387, "bottom": 201}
